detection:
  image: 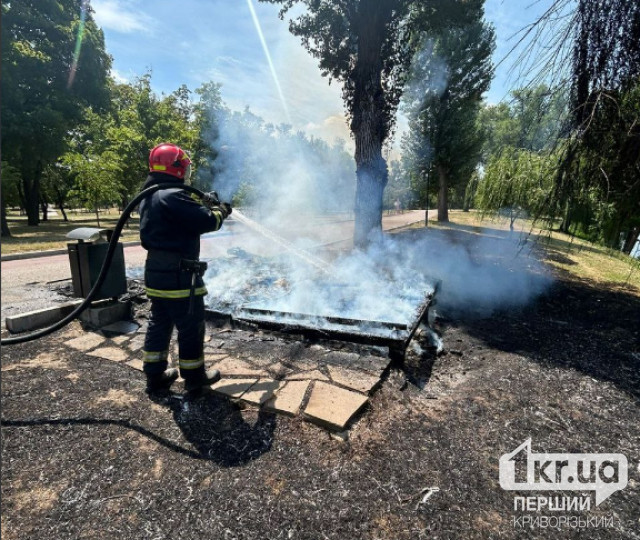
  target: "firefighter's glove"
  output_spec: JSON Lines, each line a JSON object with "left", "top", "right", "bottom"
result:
{"left": 215, "top": 202, "right": 232, "bottom": 219}
{"left": 203, "top": 191, "right": 220, "bottom": 209}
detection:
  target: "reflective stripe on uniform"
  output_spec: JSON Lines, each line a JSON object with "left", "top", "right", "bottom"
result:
{"left": 143, "top": 350, "right": 169, "bottom": 363}
{"left": 211, "top": 210, "right": 223, "bottom": 228}
{"left": 145, "top": 286, "right": 208, "bottom": 298}
{"left": 179, "top": 356, "right": 204, "bottom": 370}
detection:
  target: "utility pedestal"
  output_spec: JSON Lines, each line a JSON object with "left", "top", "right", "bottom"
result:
{"left": 66, "top": 228, "right": 131, "bottom": 328}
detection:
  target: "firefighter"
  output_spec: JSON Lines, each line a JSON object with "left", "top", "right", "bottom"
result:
{"left": 139, "top": 142, "right": 231, "bottom": 394}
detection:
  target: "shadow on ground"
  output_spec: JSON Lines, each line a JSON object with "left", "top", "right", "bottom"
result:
{"left": 154, "top": 390, "right": 277, "bottom": 466}
{"left": 1, "top": 390, "right": 277, "bottom": 467}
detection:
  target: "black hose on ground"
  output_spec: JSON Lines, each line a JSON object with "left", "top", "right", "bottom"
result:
{"left": 1, "top": 183, "right": 208, "bottom": 346}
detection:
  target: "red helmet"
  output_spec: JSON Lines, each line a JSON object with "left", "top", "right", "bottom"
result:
{"left": 149, "top": 143, "right": 191, "bottom": 181}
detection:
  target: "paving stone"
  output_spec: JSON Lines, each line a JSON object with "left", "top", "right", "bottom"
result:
{"left": 266, "top": 362, "right": 292, "bottom": 379}
{"left": 126, "top": 336, "right": 145, "bottom": 352}
{"left": 88, "top": 346, "right": 130, "bottom": 362}
{"left": 65, "top": 332, "right": 106, "bottom": 351}
{"left": 101, "top": 320, "right": 140, "bottom": 335}
{"left": 303, "top": 381, "right": 369, "bottom": 431}
{"left": 126, "top": 358, "right": 144, "bottom": 371}
{"left": 285, "top": 369, "right": 329, "bottom": 382}
{"left": 323, "top": 351, "right": 390, "bottom": 375}
{"left": 327, "top": 365, "right": 380, "bottom": 395}
{"left": 111, "top": 335, "right": 130, "bottom": 345}
{"left": 210, "top": 378, "right": 258, "bottom": 399}
{"left": 264, "top": 380, "right": 309, "bottom": 416}
{"left": 210, "top": 357, "right": 267, "bottom": 377}
{"left": 240, "top": 379, "right": 283, "bottom": 406}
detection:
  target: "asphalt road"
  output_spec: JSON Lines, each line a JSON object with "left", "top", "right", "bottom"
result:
{"left": 1, "top": 211, "right": 428, "bottom": 324}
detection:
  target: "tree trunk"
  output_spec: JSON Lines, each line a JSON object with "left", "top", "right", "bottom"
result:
{"left": 22, "top": 160, "right": 43, "bottom": 226}
{"left": 437, "top": 164, "right": 449, "bottom": 222}
{"left": 40, "top": 198, "right": 48, "bottom": 222}
{"left": 351, "top": 1, "right": 392, "bottom": 249}
{"left": 1, "top": 191, "right": 11, "bottom": 237}
{"left": 58, "top": 201, "right": 68, "bottom": 222}
{"left": 560, "top": 199, "right": 572, "bottom": 233}
{"left": 95, "top": 206, "right": 101, "bottom": 227}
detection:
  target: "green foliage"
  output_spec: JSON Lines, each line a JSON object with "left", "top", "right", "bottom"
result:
{"left": 475, "top": 147, "right": 555, "bottom": 220}
{"left": 1, "top": 162, "right": 23, "bottom": 208}
{"left": 62, "top": 150, "right": 122, "bottom": 225}
{"left": 478, "top": 86, "right": 568, "bottom": 163}
{"left": 1, "top": 0, "right": 111, "bottom": 225}
{"left": 402, "top": 0, "right": 494, "bottom": 217}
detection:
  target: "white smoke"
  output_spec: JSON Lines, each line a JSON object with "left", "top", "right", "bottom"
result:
{"left": 202, "top": 222, "right": 551, "bottom": 324}
{"left": 195, "top": 78, "right": 551, "bottom": 324}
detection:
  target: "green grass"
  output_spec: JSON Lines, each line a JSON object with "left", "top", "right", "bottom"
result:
{"left": 2, "top": 208, "right": 140, "bottom": 255}
{"left": 422, "top": 210, "right": 640, "bottom": 296}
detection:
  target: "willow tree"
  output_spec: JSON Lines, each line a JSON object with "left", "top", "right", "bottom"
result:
{"left": 260, "top": 0, "right": 470, "bottom": 247}
{"left": 519, "top": 0, "right": 640, "bottom": 250}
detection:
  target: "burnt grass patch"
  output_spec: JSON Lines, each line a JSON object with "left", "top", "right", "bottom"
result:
{"left": 2, "top": 274, "right": 640, "bottom": 539}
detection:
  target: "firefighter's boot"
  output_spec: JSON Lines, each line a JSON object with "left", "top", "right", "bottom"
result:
{"left": 146, "top": 368, "right": 179, "bottom": 394}
{"left": 184, "top": 369, "right": 221, "bottom": 394}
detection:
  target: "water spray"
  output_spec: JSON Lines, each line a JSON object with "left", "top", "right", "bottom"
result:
{"left": 232, "top": 208, "right": 330, "bottom": 273}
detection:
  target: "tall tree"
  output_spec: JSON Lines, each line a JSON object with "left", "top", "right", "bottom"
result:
{"left": 1, "top": 0, "right": 111, "bottom": 225}
{"left": 403, "top": 1, "right": 494, "bottom": 221}
{"left": 261, "top": 0, "right": 471, "bottom": 247}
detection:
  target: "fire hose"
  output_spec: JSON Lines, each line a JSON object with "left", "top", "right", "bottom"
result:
{"left": 1, "top": 183, "right": 222, "bottom": 346}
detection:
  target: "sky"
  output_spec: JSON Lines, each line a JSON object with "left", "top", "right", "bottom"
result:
{"left": 90, "top": 0, "right": 560, "bottom": 152}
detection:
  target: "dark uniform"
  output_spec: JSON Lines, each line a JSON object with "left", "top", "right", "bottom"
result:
{"left": 139, "top": 171, "right": 226, "bottom": 388}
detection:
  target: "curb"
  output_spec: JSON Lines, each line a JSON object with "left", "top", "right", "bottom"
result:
{"left": 1, "top": 240, "right": 142, "bottom": 262}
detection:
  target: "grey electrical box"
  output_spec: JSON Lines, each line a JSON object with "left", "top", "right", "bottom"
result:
{"left": 67, "top": 228, "right": 127, "bottom": 300}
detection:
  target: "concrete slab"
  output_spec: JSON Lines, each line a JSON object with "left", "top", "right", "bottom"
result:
{"left": 266, "top": 362, "right": 292, "bottom": 379}
{"left": 126, "top": 336, "right": 145, "bottom": 352}
{"left": 285, "top": 369, "right": 329, "bottom": 382}
{"left": 80, "top": 301, "right": 131, "bottom": 328}
{"left": 210, "top": 378, "right": 258, "bottom": 399}
{"left": 101, "top": 321, "right": 140, "bottom": 335}
{"left": 264, "top": 380, "right": 309, "bottom": 417}
{"left": 240, "top": 379, "right": 283, "bottom": 406}
{"left": 327, "top": 365, "right": 380, "bottom": 395}
{"left": 65, "top": 332, "right": 106, "bottom": 351}
{"left": 210, "top": 357, "right": 267, "bottom": 377}
{"left": 5, "top": 300, "right": 82, "bottom": 333}
{"left": 126, "top": 358, "right": 144, "bottom": 371}
{"left": 88, "top": 346, "right": 130, "bottom": 362}
{"left": 303, "top": 381, "right": 369, "bottom": 431}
